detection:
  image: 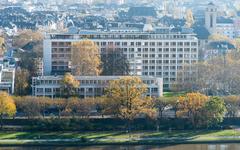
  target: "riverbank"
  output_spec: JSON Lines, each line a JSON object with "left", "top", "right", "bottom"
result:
{"left": 0, "top": 130, "right": 240, "bottom": 146}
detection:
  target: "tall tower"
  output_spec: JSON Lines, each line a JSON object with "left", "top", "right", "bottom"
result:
{"left": 205, "top": 2, "right": 217, "bottom": 34}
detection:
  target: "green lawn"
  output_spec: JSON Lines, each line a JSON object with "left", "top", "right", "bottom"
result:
{"left": 0, "top": 130, "right": 239, "bottom": 140}
{"left": 163, "top": 91, "right": 186, "bottom": 97}
{"left": 0, "top": 130, "right": 239, "bottom": 145}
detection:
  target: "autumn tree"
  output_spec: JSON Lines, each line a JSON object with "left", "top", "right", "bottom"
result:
{"left": 0, "top": 37, "right": 6, "bottom": 56}
{"left": 93, "top": 97, "right": 105, "bottom": 117}
{"left": 53, "top": 98, "right": 68, "bottom": 118}
{"left": 101, "top": 46, "right": 129, "bottom": 75}
{"left": 65, "top": 98, "right": 80, "bottom": 118}
{"left": 14, "top": 96, "right": 41, "bottom": 119}
{"left": 185, "top": 9, "right": 194, "bottom": 27}
{"left": 177, "top": 92, "right": 208, "bottom": 128}
{"left": 38, "top": 97, "right": 53, "bottom": 118}
{"left": 0, "top": 92, "right": 16, "bottom": 129}
{"left": 71, "top": 40, "right": 102, "bottom": 76}
{"left": 105, "top": 76, "right": 156, "bottom": 131}
{"left": 78, "top": 98, "right": 95, "bottom": 118}
{"left": 60, "top": 73, "right": 80, "bottom": 98}
{"left": 14, "top": 69, "right": 30, "bottom": 96}
{"left": 63, "top": 98, "right": 95, "bottom": 118}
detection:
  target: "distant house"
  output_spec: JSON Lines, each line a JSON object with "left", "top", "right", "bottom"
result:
{"left": 203, "top": 41, "right": 236, "bottom": 60}
{"left": 159, "top": 16, "right": 185, "bottom": 27}
{"left": 216, "top": 17, "right": 235, "bottom": 39}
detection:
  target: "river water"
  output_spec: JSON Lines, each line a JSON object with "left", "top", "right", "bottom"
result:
{"left": 1, "top": 144, "right": 240, "bottom": 150}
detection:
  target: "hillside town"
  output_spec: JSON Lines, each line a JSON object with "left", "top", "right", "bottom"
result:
{"left": 0, "top": 0, "right": 240, "bottom": 149}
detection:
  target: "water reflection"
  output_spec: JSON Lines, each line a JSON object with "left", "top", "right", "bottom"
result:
{"left": 1, "top": 144, "right": 240, "bottom": 150}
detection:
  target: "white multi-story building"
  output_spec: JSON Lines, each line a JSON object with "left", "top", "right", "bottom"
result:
{"left": 43, "top": 26, "right": 198, "bottom": 89}
{"left": 32, "top": 76, "right": 163, "bottom": 98}
{"left": 0, "top": 59, "right": 15, "bottom": 94}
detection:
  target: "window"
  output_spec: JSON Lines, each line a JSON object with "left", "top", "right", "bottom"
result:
{"left": 149, "top": 72, "right": 155, "bottom": 75}
{"left": 122, "top": 42, "right": 127, "bottom": 46}
{"left": 178, "top": 42, "right": 183, "bottom": 46}
{"left": 171, "top": 42, "right": 176, "bottom": 46}
{"left": 191, "top": 42, "right": 197, "bottom": 46}
{"left": 184, "top": 42, "right": 190, "bottom": 46}
{"left": 150, "top": 54, "right": 155, "bottom": 58}
{"left": 143, "top": 60, "right": 148, "bottom": 64}
{"left": 150, "top": 42, "right": 155, "bottom": 46}
{"left": 136, "top": 42, "right": 141, "bottom": 46}
{"left": 52, "top": 42, "right": 58, "bottom": 46}
{"left": 45, "top": 88, "right": 52, "bottom": 93}
{"left": 150, "top": 66, "right": 155, "bottom": 69}
{"left": 150, "top": 48, "right": 155, "bottom": 52}
{"left": 170, "top": 48, "right": 176, "bottom": 52}
{"left": 163, "top": 48, "right": 169, "bottom": 52}
{"left": 177, "top": 48, "right": 183, "bottom": 52}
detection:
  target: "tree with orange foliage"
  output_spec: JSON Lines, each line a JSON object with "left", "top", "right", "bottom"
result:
{"left": 0, "top": 92, "right": 16, "bottom": 129}
{"left": 71, "top": 40, "right": 102, "bottom": 76}
{"left": 105, "top": 76, "right": 156, "bottom": 132}
{"left": 177, "top": 92, "right": 208, "bottom": 128}
{"left": 60, "top": 73, "right": 80, "bottom": 98}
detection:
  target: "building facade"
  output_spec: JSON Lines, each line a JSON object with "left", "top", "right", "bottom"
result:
{"left": 32, "top": 76, "right": 163, "bottom": 98}
{"left": 43, "top": 27, "right": 198, "bottom": 89}
{"left": 0, "top": 59, "right": 15, "bottom": 94}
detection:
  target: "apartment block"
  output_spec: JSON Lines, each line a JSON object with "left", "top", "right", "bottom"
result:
{"left": 43, "top": 27, "right": 198, "bottom": 89}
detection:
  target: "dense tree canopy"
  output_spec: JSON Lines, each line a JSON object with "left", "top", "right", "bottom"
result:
{"left": 202, "top": 97, "right": 226, "bottom": 128}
